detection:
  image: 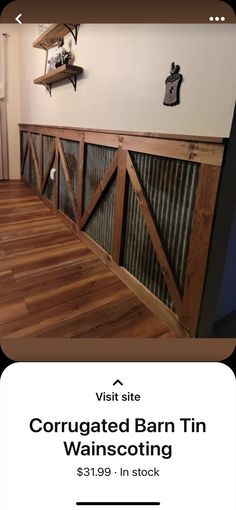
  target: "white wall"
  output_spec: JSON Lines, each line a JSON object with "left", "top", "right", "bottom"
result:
{"left": 19, "top": 24, "right": 236, "bottom": 135}
{"left": 0, "top": 24, "right": 21, "bottom": 179}
{"left": 1, "top": 23, "right": 236, "bottom": 179}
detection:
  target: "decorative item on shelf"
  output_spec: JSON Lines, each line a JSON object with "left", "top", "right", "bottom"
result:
{"left": 47, "top": 54, "right": 57, "bottom": 72}
{"left": 47, "top": 38, "right": 72, "bottom": 71}
{"left": 55, "top": 37, "right": 72, "bottom": 68}
{"left": 163, "top": 62, "right": 182, "bottom": 107}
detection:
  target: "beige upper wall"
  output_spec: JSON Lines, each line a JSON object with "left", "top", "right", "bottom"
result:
{"left": 1, "top": 23, "right": 236, "bottom": 178}
{"left": 19, "top": 24, "right": 236, "bottom": 135}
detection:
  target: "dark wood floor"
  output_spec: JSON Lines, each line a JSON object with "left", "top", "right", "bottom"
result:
{"left": 0, "top": 181, "right": 176, "bottom": 338}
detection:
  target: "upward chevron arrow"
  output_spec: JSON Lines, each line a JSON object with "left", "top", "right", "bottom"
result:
{"left": 113, "top": 379, "right": 123, "bottom": 386}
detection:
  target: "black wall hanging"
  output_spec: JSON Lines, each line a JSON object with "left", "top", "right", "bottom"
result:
{"left": 163, "top": 62, "right": 182, "bottom": 107}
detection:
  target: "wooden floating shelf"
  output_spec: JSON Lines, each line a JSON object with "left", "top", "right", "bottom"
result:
{"left": 34, "top": 64, "right": 83, "bottom": 95}
{"left": 34, "top": 64, "right": 83, "bottom": 85}
{"left": 33, "top": 23, "right": 80, "bottom": 49}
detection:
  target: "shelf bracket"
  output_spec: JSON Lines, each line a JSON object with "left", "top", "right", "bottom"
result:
{"left": 43, "top": 83, "right": 52, "bottom": 96}
{"left": 68, "top": 75, "right": 77, "bottom": 92}
{"left": 64, "top": 24, "right": 79, "bottom": 44}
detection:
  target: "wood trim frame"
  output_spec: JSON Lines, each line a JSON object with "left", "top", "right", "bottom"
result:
{"left": 42, "top": 142, "right": 56, "bottom": 193}
{"left": 39, "top": 134, "right": 43, "bottom": 189}
{"left": 112, "top": 149, "right": 127, "bottom": 265}
{"left": 20, "top": 124, "right": 224, "bottom": 165}
{"left": 28, "top": 133, "right": 41, "bottom": 190}
{"left": 183, "top": 164, "right": 221, "bottom": 335}
{"left": 19, "top": 124, "right": 225, "bottom": 337}
{"left": 19, "top": 124, "right": 224, "bottom": 144}
{"left": 57, "top": 137, "right": 78, "bottom": 226}
{"left": 21, "top": 134, "right": 28, "bottom": 176}
{"left": 83, "top": 132, "right": 223, "bottom": 165}
{"left": 78, "top": 134, "right": 85, "bottom": 220}
{"left": 54, "top": 138, "right": 59, "bottom": 210}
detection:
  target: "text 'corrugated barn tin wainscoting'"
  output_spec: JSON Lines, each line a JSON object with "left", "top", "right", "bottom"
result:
{"left": 19, "top": 125, "right": 225, "bottom": 336}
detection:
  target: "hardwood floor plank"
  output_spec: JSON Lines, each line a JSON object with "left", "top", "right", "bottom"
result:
{"left": 0, "top": 241, "right": 85, "bottom": 274}
{"left": 0, "top": 299, "right": 29, "bottom": 325}
{"left": 0, "top": 223, "right": 68, "bottom": 241}
{"left": 0, "top": 217, "right": 65, "bottom": 234}
{"left": 0, "top": 181, "right": 177, "bottom": 338}
{"left": 4, "top": 287, "right": 130, "bottom": 337}
{"left": 25, "top": 272, "right": 118, "bottom": 314}
{"left": 0, "top": 231, "right": 76, "bottom": 256}
{"left": 0, "top": 256, "right": 103, "bottom": 304}
{"left": 0, "top": 270, "right": 14, "bottom": 284}
{"left": 40, "top": 294, "right": 170, "bottom": 338}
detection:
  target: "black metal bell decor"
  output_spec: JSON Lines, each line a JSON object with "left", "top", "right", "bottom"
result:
{"left": 163, "top": 62, "right": 182, "bottom": 107}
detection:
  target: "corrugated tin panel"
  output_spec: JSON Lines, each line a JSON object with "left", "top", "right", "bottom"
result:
{"left": 42, "top": 135, "right": 55, "bottom": 175}
{"left": 59, "top": 160, "right": 76, "bottom": 222}
{"left": 84, "top": 144, "right": 117, "bottom": 209}
{"left": 123, "top": 178, "right": 174, "bottom": 310}
{"left": 61, "top": 138, "right": 79, "bottom": 203}
{"left": 84, "top": 175, "right": 116, "bottom": 254}
{"left": 123, "top": 152, "right": 199, "bottom": 310}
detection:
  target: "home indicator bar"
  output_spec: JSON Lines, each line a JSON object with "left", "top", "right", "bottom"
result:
{"left": 76, "top": 503, "right": 161, "bottom": 506}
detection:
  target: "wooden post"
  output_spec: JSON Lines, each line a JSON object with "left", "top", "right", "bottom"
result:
{"left": 42, "top": 143, "right": 56, "bottom": 193}
{"left": 28, "top": 132, "right": 41, "bottom": 189}
{"left": 40, "top": 133, "right": 43, "bottom": 191}
{"left": 21, "top": 138, "right": 28, "bottom": 177}
{"left": 55, "top": 138, "right": 59, "bottom": 210}
{"left": 112, "top": 149, "right": 127, "bottom": 265}
{"left": 28, "top": 133, "right": 31, "bottom": 184}
{"left": 57, "top": 138, "right": 78, "bottom": 226}
{"left": 183, "top": 163, "right": 221, "bottom": 335}
{"left": 78, "top": 134, "right": 85, "bottom": 223}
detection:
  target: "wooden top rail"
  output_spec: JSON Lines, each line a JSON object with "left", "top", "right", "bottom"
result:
{"left": 19, "top": 124, "right": 225, "bottom": 166}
